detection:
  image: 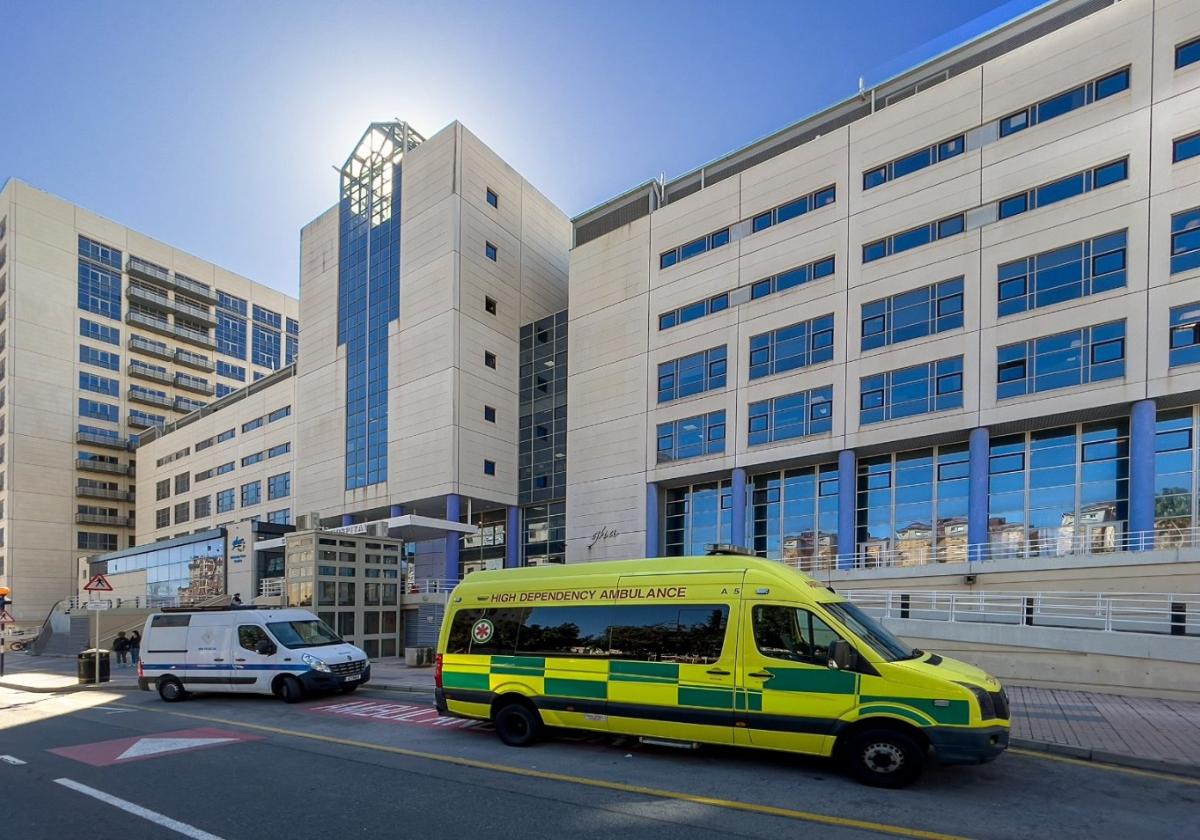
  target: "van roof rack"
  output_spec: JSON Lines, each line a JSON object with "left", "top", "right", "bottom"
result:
{"left": 704, "top": 543, "right": 756, "bottom": 557}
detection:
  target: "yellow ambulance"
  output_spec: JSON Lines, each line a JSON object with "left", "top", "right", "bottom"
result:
{"left": 435, "top": 551, "right": 1009, "bottom": 787}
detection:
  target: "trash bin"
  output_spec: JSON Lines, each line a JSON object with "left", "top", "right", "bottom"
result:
{"left": 78, "top": 649, "right": 111, "bottom": 684}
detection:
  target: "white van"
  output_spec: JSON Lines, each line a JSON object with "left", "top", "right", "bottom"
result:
{"left": 138, "top": 606, "right": 370, "bottom": 703}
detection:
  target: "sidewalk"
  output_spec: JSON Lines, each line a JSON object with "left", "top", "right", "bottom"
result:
{"left": 4, "top": 653, "right": 1197, "bottom": 777}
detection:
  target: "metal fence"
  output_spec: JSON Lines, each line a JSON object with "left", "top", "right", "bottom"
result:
{"left": 844, "top": 589, "right": 1199, "bottom": 636}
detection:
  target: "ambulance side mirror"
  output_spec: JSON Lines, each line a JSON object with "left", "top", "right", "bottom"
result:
{"left": 827, "top": 639, "right": 857, "bottom": 671}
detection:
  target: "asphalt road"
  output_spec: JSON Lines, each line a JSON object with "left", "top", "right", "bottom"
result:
{"left": 0, "top": 684, "right": 1195, "bottom": 840}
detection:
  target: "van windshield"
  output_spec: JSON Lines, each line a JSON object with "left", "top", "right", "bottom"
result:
{"left": 822, "top": 601, "right": 913, "bottom": 662}
{"left": 266, "top": 620, "right": 342, "bottom": 649}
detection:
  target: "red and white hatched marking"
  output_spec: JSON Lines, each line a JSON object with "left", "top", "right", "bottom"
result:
{"left": 310, "top": 699, "right": 489, "bottom": 730}
{"left": 49, "top": 727, "right": 263, "bottom": 767}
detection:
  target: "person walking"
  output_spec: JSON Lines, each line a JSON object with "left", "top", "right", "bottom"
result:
{"left": 129, "top": 629, "right": 141, "bottom": 665}
{"left": 112, "top": 631, "right": 130, "bottom": 667}
{"left": 231, "top": 593, "right": 244, "bottom": 606}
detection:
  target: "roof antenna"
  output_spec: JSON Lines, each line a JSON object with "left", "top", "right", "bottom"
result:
{"left": 858, "top": 76, "right": 867, "bottom": 100}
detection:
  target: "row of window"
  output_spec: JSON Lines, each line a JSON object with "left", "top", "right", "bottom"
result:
{"left": 658, "top": 185, "right": 836, "bottom": 270}
{"left": 241, "top": 441, "right": 291, "bottom": 466}
{"left": 998, "top": 158, "right": 1128, "bottom": 220}
{"left": 242, "top": 405, "right": 291, "bottom": 433}
{"left": 195, "top": 428, "right": 236, "bottom": 452}
{"left": 861, "top": 66, "right": 1129, "bottom": 192}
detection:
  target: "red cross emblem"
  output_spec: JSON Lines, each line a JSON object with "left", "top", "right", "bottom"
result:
{"left": 472, "top": 619, "right": 494, "bottom": 644}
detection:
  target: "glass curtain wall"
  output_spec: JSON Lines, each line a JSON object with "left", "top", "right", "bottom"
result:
{"left": 665, "top": 481, "right": 732, "bottom": 556}
{"left": 1154, "top": 407, "right": 1200, "bottom": 544}
{"left": 748, "top": 464, "right": 839, "bottom": 571}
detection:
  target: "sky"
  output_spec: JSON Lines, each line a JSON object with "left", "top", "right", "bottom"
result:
{"left": 1, "top": 0, "right": 1046, "bottom": 296}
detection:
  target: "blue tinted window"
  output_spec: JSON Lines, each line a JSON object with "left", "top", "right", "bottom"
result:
{"left": 216, "top": 384, "right": 235, "bottom": 398}
{"left": 939, "top": 136, "right": 965, "bottom": 160}
{"left": 78, "top": 261, "right": 122, "bottom": 320}
{"left": 483, "top": 460, "right": 496, "bottom": 476}
{"left": 748, "top": 386, "right": 833, "bottom": 446}
{"left": 267, "top": 472, "right": 291, "bottom": 500}
{"left": 1036, "top": 171, "right": 1086, "bottom": 206}
{"left": 80, "top": 318, "right": 119, "bottom": 346}
{"left": 999, "top": 194, "right": 1028, "bottom": 219}
{"left": 79, "top": 398, "right": 119, "bottom": 423}
{"left": 216, "top": 360, "right": 245, "bottom": 381}
{"left": 657, "top": 345, "right": 726, "bottom": 403}
{"left": 659, "top": 311, "right": 677, "bottom": 330}
{"left": 252, "top": 304, "right": 282, "bottom": 329}
{"left": 656, "top": 411, "right": 725, "bottom": 463}
{"left": 679, "top": 238, "right": 707, "bottom": 261}
{"left": 1094, "top": 68, "right": 1129, "bottom": 100}
{"left": 241, "top": 481, "right": 261, "bottom": 507}
{"left": 79, "top": 371, "right": 119, "bottom": 397}
{"left": 892, "top": 147, "right": 933, "bottom": 180}
{"left": 937, "top": 214, "right": 964, "bottom": 238}
{"left": 486, "top": 188, "right": 499, "bottom": 208}
{"left": 78, "top": 236, "right": 121, "bottom": 270}
{"left": 217, "top": 291, "right": 247, "bottom": 316}
{"left": 859, "top": 357, "right": 963, "bottom": 425}
{"left": 1035, "top": 86, "right": 1086, "bottom": 123}
{"left": 710, "top": 229, "right": 730, "bottom": 248}
{"left": 1171, "top": 207, "right": 1200, "bottom": 275}
{"left": 775, "top": 197, "right": 809, "bottom": 223}
{"left": 1176, "top": 37, "right": 1200, "bottom": 69}
{"left": 892, "top": 224, "right": 932, "bottom": 254}
{"left": 286, "top": 317, "right": 299, "bottom": 336}
{"left": 861, "top": 277, "right": 964, "bottom": 351}
{"left": 1092, "top": 159, "right": 1127, "bottom": 188}
{"left": 1170, "top": 303, "right": 1200, "bottom": 368}
{"left": 80, "top": 345, "right": 119, "bottom": 371}
{"left": 660, "top": 250, "right": 678, "bottom": 270}
{"left": 485, "top": 242, "right": 498, "bottom": 261}
{"left": 863, "top": 167, "right": 887, "bottom": 190}
{"left": 251, "top": 325, "right": 281, "bottom": 369}
{"left": 216, "top": 312, "right": 247, "bottom": 359}
{"left": 748, "top": 315, "right": 834, "bottom": 380}
{"left": 996, "top": 321, "right": 1125, "bottom": 399}
{"left": 286, "top": 335, "right": 298, "bottom": 365}
{"left": 1001, "top": 158, "right": 1127, "bottom": 221}
{"left": 999, "top": 110, "right": 1029, "bottom": 137}
{"left": 997, "top": 230, "right": 1127, "bottom": 317}
{"left": 862, "top": 239, "right": 887, "bottom": 263}
{"left": 1175, "top": 132, "right": 1200, "bottom": 163}
{"left": 217, "top": 489, "right": 235, "bottom": 513}
{"left": 864, "top": 135, "right": 965, "bottom": 189}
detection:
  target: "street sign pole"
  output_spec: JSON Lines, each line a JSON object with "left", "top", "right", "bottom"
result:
{"left": 93, "top": 605, "right": 99, "bottom": 684}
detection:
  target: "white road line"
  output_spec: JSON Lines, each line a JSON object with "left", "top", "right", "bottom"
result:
{"left": 54, "top": 778, "right": 226, "bottom": 840}
{"left": 0, "top": 755, "right": 26, "bottom": 765}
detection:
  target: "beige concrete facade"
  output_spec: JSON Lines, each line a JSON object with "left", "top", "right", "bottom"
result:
{"left": 295, "top": 122, "right": 569, "bottom": 523}
{"left": 566, "top": 0, "right": 1200, "bottom": 570}
{"left": 0, "top": 179, "right": 298, "bottom": 622}
{"left": 134, "top": 365, "right": 297, "bottom": 543}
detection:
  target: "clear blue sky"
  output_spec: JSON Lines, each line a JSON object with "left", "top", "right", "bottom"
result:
{"left": 1, "top": 0, "right": 1044, "bottom": 296}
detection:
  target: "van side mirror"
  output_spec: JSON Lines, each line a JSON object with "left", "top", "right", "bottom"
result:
{"left": 255, "top": 639, "right": 276, "bottom": 656}
{"left": 827, "top": 639, "right": 858, "bottom": 671}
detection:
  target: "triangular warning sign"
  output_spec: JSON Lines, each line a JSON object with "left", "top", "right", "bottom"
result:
{"left": 0, "top": 609, "right": 15, "bottom": 623}
{"left": 83, "top": 573, "right": 114, "bottom": 592}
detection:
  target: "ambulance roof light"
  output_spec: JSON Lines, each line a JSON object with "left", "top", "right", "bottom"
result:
{"left": 704, "top": 544, "right": 756, "bottom": 557}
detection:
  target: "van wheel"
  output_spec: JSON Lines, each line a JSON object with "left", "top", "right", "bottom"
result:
{"left": 493, "top": 700, "right": 543, "bottom": 747}
{"left": 280, "top": 675, "right": 306, "bottom": 704}
{"left": 157, "top": 677, "right": 187, "bottom": 703}
{"left": 841, "top": 729, "right": 925, "bottom": 788}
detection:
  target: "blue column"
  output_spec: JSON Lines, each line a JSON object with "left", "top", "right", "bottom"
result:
{"left": 645, "top": 483, "right": 660, "bottom": 557}
{"left": 505, "top": 505, "right": 521, "bottom": 568}
{"left": 730, "top": 468, "right": 747, "bottom": 548}
{"left": 837, "top": 450, "right": 856, "bottom": 570}
{"left": 444, "top": 494, "right": 461, "bottom": 582}
{"left": 968, "top": 427, "right": 990, "bottom": 562}
{"left": 1129, "top": 398, "right": 1157, "bottom": 550}
{"left": 340, "top": 514, "right": 353, "bottom": 527}
{"left": 389, "top": 504, "right": 404, "bottom": 517}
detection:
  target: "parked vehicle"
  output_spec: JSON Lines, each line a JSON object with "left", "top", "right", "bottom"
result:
{"left": 139, "top": 606, "right": 369, "bottom": 703}
{"left": 435, "top": 551, "right": 1009, "bottom": 787}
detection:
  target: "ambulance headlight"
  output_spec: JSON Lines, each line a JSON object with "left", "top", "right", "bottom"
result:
{"left": 954, "top": 681, "right": 995, "bottom": 719}
{"left": 302, "top": 653, "right": 331, "bottom": 672}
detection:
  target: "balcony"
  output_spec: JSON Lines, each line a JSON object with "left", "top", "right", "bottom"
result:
{"left": 174, "top": 373, "right": 214, "bottom": 395}
{"left": 75, "top": 430, "right": 131, "bottom": 450}
{"left": 174, "top": 396, "right": 207, "bottom": 413}
{"left": 127, "top": 362, "right": 172, "bottom": 386}
{"left": 127, "top": 412, "right": 165, "bottom": 431}
{"left": 76, "top": 485, "right": 133, "bottom": 502}
{"left": 127, "top": 284, "right": 218, "bottom": 327}
{"left": 75, "top": 512, "right": 135, "bottom": 528}
{"left": 75, "top": 458, "right": 132, "bottom": 476}
{"left": 128, "top": 387, "right": 173, "bottom": 409}
{"left": 128, "top": 334, "right": 173, "bottom": 361}
{"left": 126, "top": 256, "right": 219, "bottom": 304}
{"left": 173, "top": 296, "right": 216, "bottom": 326}
{"left": 174, "top": 348, "right": 214, "bottom": 371}
{"left": 126, "top": 310, "right": 216, "bottom": 349}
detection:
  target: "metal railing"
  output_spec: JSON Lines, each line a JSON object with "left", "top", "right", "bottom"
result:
{"left": 174, "top": 348, "right": 214, "bottom": 371}
{"left": 174, "top": 373, "right": 214, "bottom": 395}
{"left": 75, "top": 430, "right": 131, "bottom": 450}
{"left": 75, "top": 485, "right": 133, "bottom": 501}
{"left": 259, "top": 577, "right": 284, "bottom": 598}
{"left": 128, "top": 334, "right": 173, "bottom": 360}
{"left": 785, "top": 525, "right": 1200, "bottom": 575}
{"left": 845, "top": 590, "right": 1199, "bottom": 636}
{"left": 128, "top": 387, "right": 173, "bottom": 408}
{"left": 406, "top": 579, "right": 457, "bottom": 594}
{"left": 74, "top": 513, "right": 135, "bottom": 527}
{"left": 75, "top": 458, "right": 131, "bottom": 475}
{"left": 126, "top": 310, "right": 216, "bottom": 349}
{"left": 127, "top": 256, "right": 218, "bottom": 303}
{"left": 174, "top": 396, "right": 207, "bottom": 413}
{"left": 128, "top": 362, "right": 172, "bottom": 385}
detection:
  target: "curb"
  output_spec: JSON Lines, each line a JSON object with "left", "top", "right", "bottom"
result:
{"left": 1010, "top": 737, "right": 1200, "bottom": 780}
{"left": 0, "top": 678, "right": 141, "bottom": 694}
{"left": 362, "top": 682, "right": 436, "bottom": 700}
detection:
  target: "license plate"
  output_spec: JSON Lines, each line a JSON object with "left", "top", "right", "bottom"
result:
{"left": 343, "top": 674, "right": 359, "bottom": 682}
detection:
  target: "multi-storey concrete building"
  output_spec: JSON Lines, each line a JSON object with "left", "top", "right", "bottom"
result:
{"left": 294, "top": 121, "right": 570, "bottom": 581}
{"left": 134, "top": 364, "right": 297, "bottom": 543}
{"left": 567, "top": 0, "right": 1200, "bottom": 592}
{"left": 0, "top": 179, "right": 298, "bottom": 621}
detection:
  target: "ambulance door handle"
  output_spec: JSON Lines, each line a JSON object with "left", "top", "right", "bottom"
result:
{"left": 706, "top": 668, "right": 730, "bottom": 676}
{"left": 748, "top": 671, "right": 772, "bottom": 680}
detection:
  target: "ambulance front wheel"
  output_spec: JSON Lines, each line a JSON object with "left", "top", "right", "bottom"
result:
{"left": 493, "top": 698, "right": 543, "bottom": 747}
{"left": 841, "top": 728, "right": 925, "bottom": 788}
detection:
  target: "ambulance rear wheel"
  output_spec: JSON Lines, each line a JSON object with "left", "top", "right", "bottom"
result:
{"left": 842, "top": 728, "right": 925, "bottom": 788}
{"left": 157, "top": 677, "right": 187, "bottom": 703}
{"left": 494, "top": 699, "right": 543, "bottom": 747}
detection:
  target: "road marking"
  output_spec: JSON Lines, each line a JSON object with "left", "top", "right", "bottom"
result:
{"left": 1008, "top": 747, "right": 1200, "bottom": 787}
{"left": 0, "top": 755, "right": 26, "bottom": 765}
{"left": 49, "top": 727, "right": 262, "bottom": 767}
{"left": 118, "top": 704, "right": 964, "bottom": 840}
{"left": 310, "top": 699, "right": 490, "bottom": 731}
{"left": 54, "top": 778, "right": 226, "bottom": 840}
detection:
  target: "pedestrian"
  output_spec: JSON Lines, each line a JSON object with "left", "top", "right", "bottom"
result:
{"left": 231, "top": 593, "right": 243, "bottom": 606}
{"left": 112, "top": 631, "right": 130, "bottom": 667}
{"left": 129, "top": 629, "right": 141, "bottom": 665}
